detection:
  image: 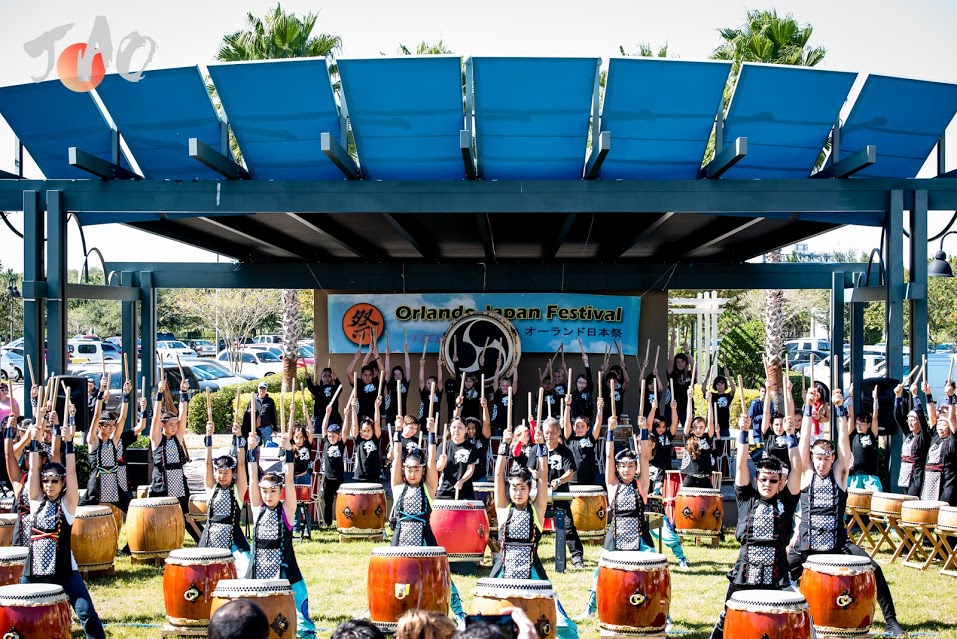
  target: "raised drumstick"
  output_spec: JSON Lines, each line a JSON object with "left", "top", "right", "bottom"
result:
{"left": 428, "top": 381, "right": 436, "bottom": 424}
{"left": 537, "top": 387, "right": 544, "bottom": 427}
{"left": 507, "top": 385, "right": 513, "bottom": 429}
{"left": 738, "top": 374, "right": 746, "bottom": 413}
{"left": 609, "top": 378, "right": 617, "bottom": 419}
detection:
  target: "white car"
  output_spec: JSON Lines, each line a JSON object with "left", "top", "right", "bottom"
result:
{"left": 156, "top": 340, "right": 197, "bottom": 360}
{"left": 68, "top": 339, "right": 121, "bottom": 364}
{"left": 179, "top": 358, "right": 253, "bottom": 388}
{"left": 807, "top": 353, "right": 885, "bottom": 390}
{"left": 215, "top": 349, "right": 282, "bottom": 377}
{"left": 1, "top": 348, "right": 23, "bottom": 382}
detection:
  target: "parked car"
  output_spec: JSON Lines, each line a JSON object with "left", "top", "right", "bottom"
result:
{"left": 156, "top": 340, "right": 197, "bottom": 360}
{"left": 247, "top": 344, "right": 314, "bottom": 367}
{"left": 807, "top": 353, "right": 885, "bottom": 390}
{"left": 788, "top": 349, "right": 830, "bottom": 374}
{"left": 157, "top": 332, "right": 176, "bottom": 342}
{"left": 1, "top": 348, "right": 23, "bottom": 382}
{"left": 187, "top": 339, "right": 217, "bottom": 357}
{"left": 252, "top": 335, "right": 282, "bottom": 344}
{"left": 68, "top": 339, "right": 121, "bottom": 364}
{"left": 935, "top": 343, "right": 955, "bottom": 354}
{"left": 104, "top": 336, "right": 123, "bottom": 351}
{"left": 785, "top": 338, "right": 830, "bottom": 354}
{"left": 180, "top": 357, "right": 252, "bottom": 387}
{"left": 69, "top": 364, "right": 134, "bottom": 415}
{"left": 216, "top": 349, "right": 283, "bottom": 378}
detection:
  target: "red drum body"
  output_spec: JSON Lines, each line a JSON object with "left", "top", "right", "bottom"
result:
{"left": 569, "top": 485, "right": 607, "bottom": 541}
{"left": 663, "top": 470, "right": 682, "bottom": 521}
{"left": 295, "top": 484, "right": 313, "bottom": 503}
{"left": 674, "top": 488, "right": 723, "bottom": 535}
{"left": 0, "top": 583, "right": 72, "bottom": 639}
{"left": 473, "top": 481, "right": 498, "bottom": 532}
{"left": 596, "top": 550, "right": 671, "bottom": 636}
{"left": 164, "top": 548, "right": 237, "bottom": 629}
{"left": 472, "top": 579, "right": 556, "bottom": 639}
{"left": 800, "top": 554, "right": 875, "bottom": 638}
{"left": 430, "top": 500, "right": 489, "bottom": 562}
{"left": 336, "top": 483, "right": 386, "bottom": 539}
{"left": 367, "top": 546, "right": 451, "bottom": 633}
{"left": 210, "top": 579, "right": 296, "bottom": 639}
{"left": 0, "top": 547, "right": 27, "bottom": 586}
{"left": 725, "top": 590, "right": 812, "bottom": 639}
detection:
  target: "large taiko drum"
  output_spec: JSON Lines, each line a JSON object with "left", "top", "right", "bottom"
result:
{"left": 72, "top": 505, "right": 118, "bottom": 576}
{"left": 0, "top": 513, "right": 17, "bottom": 546}
{"left": 295, "top": 484, "right": 313, "bottom": 503}
{"left": 569, "top": 485, "right": 608, "bottom": 541}
{"left": 126, "top": 496, "right": 185, "bottom": 561}
{"left": 0, "top": 547, "right": 28, "bottom": 586}
{"left": 473, "top": 481, "right": 498, "bottom": 531}
{"left": 188, "top": 494, "right": 209, "bottom": 524}
{"left": 0, "top": 583, "right": 72, "bottom": 639}
{"left": 335, "top": 483, "right": 386, "bottom": 539}
{"left": 869, "top": 492, "right": 917, "bottom": 517}
{"left": 846, "top": 488, "right": 874, "bottom": 511}
{"left": 164, "top": 548, "right": 237, "bottom": 629}
{"left": 597, "top": 550, "right": 671, "bottom": 636}
{"left": 430, "top": 500, "right": 489, "bottom": 562}
{"left": 674, "top": 487, "right": 723, "bottom": 535}
{"left": 900, "top": 500, "right": 947, "bottom": 526}
{"left": 725, "top": 590, "right": 812, "bottom": 639}
{"left": 367, "top": 546, "right": 451, "bottom": 633}
{"left": 472, "top": 578, "right": 557, "bottom": 639}
{"left": 800, "top": 554, "right": 876, "bottom": 638}
{"left": 938, "top": 506, "right": 957, "bottom": 531}
{"left": 210, "top": 579, "right": 296, "bottom": 639}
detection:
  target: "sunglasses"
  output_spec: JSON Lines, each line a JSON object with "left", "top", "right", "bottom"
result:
{"left": 41, "top": 478, "right": 62, "bottom": 484}
{"left": 757, "top": 476, "right": 780, "bottom": 485}
{"left": 403, "top": 465, "right": 424, "bottom": 471}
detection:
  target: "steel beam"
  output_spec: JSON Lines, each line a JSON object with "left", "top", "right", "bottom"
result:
{"left": 584, "top": 131, "right": 610, "bottom": 180}
{"left": 198, "top": 215, "right": 327, "bottom": 261}
{"left": 65, "top": 283, "right": 140, "bottom": 302}
{"left": 474, "top": 213, "right": 495, "bottom": 262}
{"left": 128, "top": 219, "right": 252, "bottom": 260}
{"left": 910, "top": 189, "right": 928, "bottom": 386}
{"left": 380, "top": 214, "right": 436, "bottom": 260}
{"left": 321, "top": 132, "right": 360, "bottom": 180}
{"left": 849, "top": 282, "right": 865, "bottom": 414}
{"left": 680, "top": 218, "right": 765, "bottom": 258}
{"left": 812, "top": 145, "right": 876, "bottom": 179}
{"left": 699, "top": 137, "right": 747, "bottom": 179}
{"left": 830, "top": 272, "right": 845, "bottom": 393}
{"left": 68, "top": 147, "right": 140, "bottom": 180}
{"left": 189, "top": 138, "right": 250, "bottom": 180}
{"left": 885, "top": 190, "right": 904, "bottom": 382}
{"left": 460, "top": 130, "right": 476, "bottom": 180}
{"left": 139, "top": 271, "right": 156, "bottom": 402}
{"left": 286, "top": 213, "right": 369, "bottom": 259}
{"left": 45, "top": 191, "right": 67, "bottom": 377}
{"left": 120, "top": 271, "right": 138, "bottom": 434}
{"left": 606, "top": 212, "right": 675, "bottom": 258}
{"left": 651, "top": 216, "right": 750, "bottom": 259}
{"left": 22, "top": 190, "right": 44, "bottom": 414}
{"left": 545, "top": 213, "right": 578, "bottom": 261}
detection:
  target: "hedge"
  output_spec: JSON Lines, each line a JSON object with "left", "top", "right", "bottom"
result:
{"left": 186, "top": 372, "right": 315, "bottom": 434}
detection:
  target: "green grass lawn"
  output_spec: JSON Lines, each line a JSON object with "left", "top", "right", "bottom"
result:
{"left": 73, "top": 525, "right": 957, "bottom": 638}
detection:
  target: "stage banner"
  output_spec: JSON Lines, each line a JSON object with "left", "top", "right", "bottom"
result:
{"left": 327, "top": 293, "right": 640, "bottom": 354}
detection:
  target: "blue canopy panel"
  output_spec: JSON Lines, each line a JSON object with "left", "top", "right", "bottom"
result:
{"left": 95, "top": 66, "right": 223, "bottom": 180}
{"left": 599, "top": 58, "right": 731, "bottom": 179}
{"left": 840, "top": 75, "right": 957, "bottom": 179}
{"left": 722, "top": 64, "right": 857, "bottom": 179}
{"left": 339, "top": 57, "right": 464, "bottom": 180}
{"left": 208, "top": 58, "right": 344, "bottom": 181}
{"left": 472, "top": 57, "right": 598, "bottom": 180}
{"left": 0, "top": 80, "right": 125, "bottom": 179}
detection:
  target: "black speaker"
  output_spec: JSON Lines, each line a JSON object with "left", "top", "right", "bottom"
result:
{"left": 53, "top": 375, "right": 90, "bottom": 434}
{"left": 859, "top": 377, "right": 901, "bottom": 436}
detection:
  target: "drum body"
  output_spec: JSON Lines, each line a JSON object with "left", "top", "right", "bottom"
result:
{"left": 472, "top": 578, "right": 557, "bottom": 639}
{"left": 0, "top": 583, "right": 72, "bottom": 639}
{"left": 164, "top": 548, "right": 237, "bottom": 628}
{"left": 0, "top": 497, "right": 13, "bottom": 513}
{"left": 211, "top": 579, "right": 296, "bottom": 639}
{"left": 0, "top": 547, "right": 28, "bottom": 586}
{"left": 335, "top": 483, "right": 386, "bottom": 538}
{"left": 295, "top": 484, "right": 313, "bottom": 503}
{"left": 430, "top": 500, "right": 489, "bottom": 561}
{"left": 135, "top": 485, "right": 150, "bottom": 499}
{"left": 106, "top": 503, "right": 124, "bottom": 535}
{"left": 800, "top": 554, "right": 875, "bottom": 638}
{"left": 674, "top": 488, "right": 723, "bottom": 535}
{"left": 939, "top": 506, "right": 957, "bottom": 531}
{"left": 662, "top": 470, "right": 682, "bottom": 521}
{"left": 596, "top": 550, "right": 671, "bottom": 636}
{"left": 900, "top": 500, "right": 946, "bottom": 525}
{"left": 473, "top": 481, "right": 498, "bottom": 532}
{"left": 869, "top": 492, "right": 916, "bottom": 517}
{"left": 72, "top": 505, "right": 118, "bottom": 575}
{"left": 725, "top": 590, "right": 812, "bottom": 639}
{"left": 188, "top": 495, "right": 208, "bottom": 524}
{"left": 569, "top": 485, "right": 608, "bottom": 540}
{"left": 367, "top": 546, "right": 451, "bottom": 633}
{"left": 126, "top": 497, "right": 185, "bottom": 560}
{"left": 846, "top": 489, "right": 874, "bottom": 510}
{"left": 0, "top": 513, "right": 17, "bottom": 547}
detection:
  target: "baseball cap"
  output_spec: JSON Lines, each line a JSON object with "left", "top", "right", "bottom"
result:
{"left": 257, "top": 382, "right": 268, "bottom": 389}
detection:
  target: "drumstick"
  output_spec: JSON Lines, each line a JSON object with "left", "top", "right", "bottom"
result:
{"left": 547, "top": 396, "right": 552, "bottom": 420}
{"left": 123, "top": 353, "right": 129, "bottom": 383}
{"left": 249, "top": 391, "right": 257, "bottom": 436}
{"left": 567, "top": 367, "right": 572, "bottom": 393}
{"left": 670, "top": 378, "right": 675, "bottom": 407}
{"left": 428, "top": 381, "right": 436, "bottom": 423}
{"left": 480, "top": 374, "right": 485, "bottom": 397}
{"left": 386, "top": 331, "right": 390, "bottom": 356}
{"left": 100, "top": 354, "right": 105, "bottom": 381}
{"left": 644, "top": 339, "right": 651, "bottom": 368}
{"left": 949, "top": 355, "right": 955, "bottom": 384}
{"left": 616, "top": 339, "right": 624, "bottom": 361}
{"left": 396, "top": 379, "right": 403, "bottom": 418}
{"left": 459, "top": 372, "right": 466, "bottom": 399}
{"left": 609, "top": 378, "right": 616, "bottom": 419}
{"left": 481, "top": 337, "right": 491, "bottom": 361}
{"left": 528, "top": 392, "right": 533, "bottom": 423}
{"left": 206, "top": 388, "right": 213, "bottom": 423}
{"left": 578, "top": 337, "right": 585, "bottom": 354}
{"left": 653, "top": 345, "right": 660, "bottom": 378}
{"left": 61, "top": 381, "right": 71, "bottom": 431}
{"left": 597, "top": 371, "right": 602, "bottom": 405}
{"left": 922, "top": 355, "right": 929, "bottom": 386}
{"left": 453, "top": 336, "right": 458, "bottom": 362}
{"left": 300, "top": 382, "right": 308, "bottom": 425}
{"left": 26, "top": 354, "right": 35, "bottom": 387}
{"left": 418, "top": 429, "right": 423, "bottom": 448}
{"left": 279, "top": 387, "right": 285, "bottom": 428}
{"left": 537, "top": 387, "right": 543, "bottom": 427}
{"left": 140, "top": 375, "right": 146, "bottom": 403}
{"left": 175, "top": 354, "right": 184, "bottom": 384}
{"left": 422, "top": 338, "right": 428, "bottom": 359}
{"left": 507, "top": 385, "right": 513, "bottom": 429}
{"left": 904, "top": 364, "right": 920, "bottom": 385}
{"left": 560, "top": 344, "right": 566, "bottom": 372}
{"left": 738, "top": 374, "right": 746, "bottom": 413}
{"left": 639, "top": 379, "right": 646, "bottom": 421}
{"left": 234, "top": 385, "right": 241, "bottom": 421}
{"left": 455, "top": 486, "right": 460, "bottom": 501}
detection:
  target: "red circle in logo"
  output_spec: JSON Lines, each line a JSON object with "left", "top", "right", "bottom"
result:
{"left": 57, "top": 43, "right": 106, "bottom": 93}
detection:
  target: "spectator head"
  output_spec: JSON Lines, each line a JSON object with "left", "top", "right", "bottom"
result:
{"left": 331, "top": 619, "right": 385, "bottom": 639}
{"left": 208, "top": 599, "right": 268, "bottom": 639}
{"left": 395, "top": 610, "right": 456, "bottom": 639}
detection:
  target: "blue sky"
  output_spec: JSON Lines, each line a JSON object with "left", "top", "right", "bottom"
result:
{"left": 1, "top": 0, "right": 955, "bottom": 270}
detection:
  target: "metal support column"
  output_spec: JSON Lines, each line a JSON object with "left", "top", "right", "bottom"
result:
{"left": 909, "top": 190, "right": 929, "bottom": 388}
{"left": 885, "top": 190, "right": 905, "bottom": 490}
{"left": 849, "top": 276, "right": 865, "bottom": 415}
{"left": 45, "top": 191, "right": 67, "bottom": 377}
{"left": 139, "top": 271, "right": 157, "bottom": 399}
{"left": 830, "top": 272, "right": 845, "bottom": 392}
{"left": 22, "top": 190, "right": 44, "bottom": 418}
{"left": 121, "top": 271, "right": 138, "bottom": 434}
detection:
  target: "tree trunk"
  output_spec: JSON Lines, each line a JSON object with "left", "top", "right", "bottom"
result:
{"left": 764, "top": 249, "right": 786, "bottom": 412}
{"left": 281, "top": 289, "right": 301, "bottom": 392}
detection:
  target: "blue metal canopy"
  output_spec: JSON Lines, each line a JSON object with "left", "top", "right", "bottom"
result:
{"left": 840, "top": 74, "right": 957, "bottom": 179}
{"left": 95, "top": 66, "right": 223, "bottom": 180}
{"left": 339, "top": 56, "right": 465, "bottom": 180}
{"left": 471, "top": 57, "right": 600, "bottom": 180}
{"left": 208, "top": 58, "right": 344, "bottom": 181}
{"left": 599, "top": 58, "right": 731, "bottom": 180}
{"left": 722, "top": 63, "right": 857, "bottom": 179}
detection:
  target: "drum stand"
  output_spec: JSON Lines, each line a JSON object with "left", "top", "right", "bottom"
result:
{"left": 937, "top": 527, "right": 957, "bottom": 577}
{"left": 867, "top": 514, "right": 903, "bottom": 560}
{"left": 844, "top": 506, "right": 876, "bottom": 549}
{"left": 899, "top": 522, "right": 945, "bottom": 570}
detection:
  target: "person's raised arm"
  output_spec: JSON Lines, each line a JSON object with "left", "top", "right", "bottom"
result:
{"left": 492, "top": 352, "right": 504, "bottom": 392}
{"left": 619, "top": 359, "right": 630, "bottom": 391}
{"left": 638, "top": 426, "right": 652, "bottom": 499}
{"left": 390, "top": 424, "right": 403, "bottom": 489}
{"left": 481, "top": 396, "right": 491, "bottom": 439}
{"left": 562, "top": 394, "right": 573, "bottom": 440}
{"left": 725, "top": 367, "right": 736, "bottom": 396}
{"left": 204, "top": 420, "right": 215, "bottom": 490}
{"left": 373, "top": 395, "right": 382, "bottom": 438}
{"left": 320, "top": 404, "right": 332, "bottom": 441}
{"left": 89, "top": 376, "right": 107, "bottom": 447}
{"left": 425, "top": 417, "right": 439, "bottom": 496}
{"left": 870, "top": 385, "right": 880, "bottom": 438}
{"left": 532, "top": 446, "right": 549, "bottom": 526}
{"left": 605, "top": 414, "right": 619, "bottom": 490}
{"left": 453, "top": 394, "right": 463, "bottom": 420}
{"left": 684, "top": 391, "right": 694, "bottom": 432}
{"left": 761, "top": 387, "right": 772, "bottom": 438}
{"left": 668, "top": 397, "right": 678, "bottom": 437}
{"left": 62, "top": 419, "right": 78, "bottom": 513}
{"left": 28, "top": 423, "right": 42, "bottom": 501}
{"left": 916, "top": 381, "right": 931, "bottom": 434}
{"left": 247, "top": 433, "right": 262, "bottom": 509}
{"left": 591, "top": 395, "right": 604, "bottom": 441}
{"left": 134, "top": 395, "right": 149, "bottom": 437}
{"left": 667, "top": 335, "right": 675, "bottom": 375}
{"left": 281, "top": 434, "right": 296, "bottom": 521}
{"left": 4, "top": 419, "right": 23, "bottom": 485}
{"left": 113, "top": 379, "right": 132, "bottom": 446}
{"left": 403, "top": 339, "right": 411, "bottom": 386}
{"left": 833, "top": 389, "right": 850, "bottom": 485}
{"left": 735, "top": 415, "right": 751, "bottom": 487}
{"left": 346, "top": 345, "right": 361, "bottom": 383}
{"left": 705, "top": 391, "right": 715, "bottom": 438}
{"left": 177, "top": 378, "right": 190, "bottom": 440}
{"left": 234, "top": 421, "right": 248, "bottom": 501}
{"left": 342, "top": 396, "right": 355, "bottom": 441}
{"left": 494, "top": 425, "right": 511, "bottom": 508}
{"left": 418, "top": 353, "right": 427, "bottom": 392}
{"left": 799, "top": 391, "right": 813, "bottom": 473}
{"left": 646, "top": 398, "right": 658, "bottom": 429}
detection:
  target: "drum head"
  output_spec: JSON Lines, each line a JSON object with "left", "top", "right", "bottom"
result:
{"left": 804, "top": 554, "right": 873, "bottom": 575}
{"left": 599, "top": 550, "right": 668, "bottom": 571}
{"left": 371, "top": 546, "right": 447, "bottom": 558}
{"left": 473, "top": 578, "right": 555, "bottom": 598}
{"left": 212, "top": 579, "right": 292, "bottom": 597}
{"left": 847, "top": 488, "right": 874, "bottom": 494}
{"left": 905, "top": 500, "right": 947, "bottom": 510}
{"left": 130, "top": 497, "right": 179, "bottom": 507}
{"left": 472, "top": 482, "right": 495, "bottom": 491}
{"left": 166, "top": 548, "right": 235, "bottom": 565}
{"left": 0, "top": 583, "right": 69, "bottom": 606}
{"left": 677, "top": 488, "right": 721, "bottom": 496}
{"left": 569, "top": 485, "right": 606, "bottom": 496}
{"left": 338, "top": 483, "right": 384, "bottom": 494}
{"left": 0, "top": 514, "right": 18, "bottom": 526}
{"left": 432, "top": 500, "right": 484, "bottom": 510}
{"left": 0, "top": 547, "right": 28, "bottom": 563}
{"left": 727, "top": 589, "right": 808, "bottom": 612}
{"left": 75, "top": 505, "right": 113, "bottom": 517}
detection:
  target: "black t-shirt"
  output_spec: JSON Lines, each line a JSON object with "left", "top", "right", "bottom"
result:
{"left": 713, "top": 392, "right": 733, "bottom": 436}
{"left": 384, "top": 377, "right": 410, "bottom": 423}
{"left": 418, "top": 387, "right": 442, "bottom": 421}
{"left": 566, "top": 434, "right": 598, "bottom": 484}
{"left": 600, "top": 380, "right": 625, "bottom": 418}
{"left": 554, "top": 383, "right": 567, "bottom": 401}
{"left": 354, "top": 380, "right": 379, "bottom": 423}
{"left": 682, "top": 433, "right": 714, "bottom": 477}
{"left": 398, "top": 434, "right": 424, "bottom": 462}
{"left": 322, "top": 439, "right": 346, "bottom": 481}
{"left": 461, "top": 387, "right": 481, "bottom": 421}
{"left": 293, "top": 444, "right": 312, "bottom": 476}
{"left": 651, "top": 432, "right": 673, "bottom": 473}
{"left": 306, "top": 378, "right": 342, "bottom": 428}
{"left": 850, "top": 430, "right": 879, "bottom": 476}
{"left": 469, "top": 432, "right": 491, "bottom": 481}
{"left": 526, "top": 443, "right": 576, "bottom": 493}
{"left": 762, "top": 428, "right": 791, "bottom": 469}
{"left": 669, "top": 368, "right": 693, "bottom": 410}
{"left": 490, "top": 389, "right": 511, "bottom": 434}
{"left": 570, "top": 366, "right": 594, "bottom": 422}
{"left": 437, "top": 439, "right": 479, "bottom": 498}
{"left": 353, "top": 435, "right": 381, "bottom": 482}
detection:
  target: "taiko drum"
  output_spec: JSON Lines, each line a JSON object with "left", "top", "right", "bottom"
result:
{"left": 0, "top": 513, "right": 17, "bottom": 547}
{"left": 846, "top": 488, "right": 874, "bottom": 510}
{"left": 472, "top": 578, "right": 557, "bottom": 639}
{"left": 674, "top": 487, "right": 723, "bottom": 535}
{"left": 725, "top": 590, "right": 812, "bottom": 639}
{"left": 800, "top": 554, "right": 875, "bottom": 638}
{"left": 210, "top": 579, "right": 296, "bottom": 639}
{"left": 164, "top": 548, "right": 237, "bottom": 629}
{"left": 126, "top": 496, "right": 185, "bottom": 561}
{"left": 430, "top": 500, "right": 489, "bottom": 562}
{"left": 72, "top": 505, "right": 118, "bottom": 576}
{"left": 367, "top": 546, "right": 451, "bottom": 633}
{"left": 869, "top": 492, "right": 917, "bottom": 517}
{"left": 335, "top": 483, "right": 386, "bottom": 539}
{"left": 0, "top": 583, "right": 72, "bottom": 639}
{"left": 0, "top": 547, "right": 28, "bottom": 586}
{"left": 900, "top": 500, "right": 947, "bottom": 526}
{"left": 569, "top": 485, "right": 608, "bottom": 541}
{"left": 597, "top": 550, "right": 671, "bottom": 636}
{"left": 938, "top": 506, "right": 957, "bottom": 531}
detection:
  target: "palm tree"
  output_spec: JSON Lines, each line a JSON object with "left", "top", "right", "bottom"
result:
{"left": 710, "top": 10, "right": 827, "bottom": 410}
{"left": 216, "top": 4, "right": 342, "bottom": 392}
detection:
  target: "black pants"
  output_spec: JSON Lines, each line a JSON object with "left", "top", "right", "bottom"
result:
{"left": 683, "top": 474, "right": 712, "bottom": 489}
{"left": 710, "top": 581, "right": 787, "bottom": 639}
{"left": 323, "top": 478, "right": 343, "bottom": 526}
{"left": 788, "top": 542, "right": 897, "bottom": 621}
{"left": 177, "top": 495, "right": 202, "bottom": 543}
{"left": 554, "top": 502, "right": 584, "bottom": 562}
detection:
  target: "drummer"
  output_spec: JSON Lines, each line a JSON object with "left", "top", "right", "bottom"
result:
{"left": 561, "top": 394, "right": 601, "bottom": 486}
{"left": 22, "top": 407, "right": 106, "bottom": 639}
{"left": 436, "top": 416, "right": 479, "bottom": 500}
{"left": 200, "top": 420, "right": 250, "bottom": 576}
{"left": 290, "top": 422, "right": 315, "bottom": 537}
{"left": 786, "top": 388, "right": 904, "bottom": 636}
{"left": 246, "top": 431, "right": 317, "bottom": 638}
{"left": 846, "top": 385, "right": 884, "bottom": 491}
{"left": 681, "top": 391, "right": 716, "bottom": 488}
{"left": 708, "top": 413, "right": 801, "bottom": 639}
{"left": 919, "top": 378, "right": 957, "bottom": 504}
{"left": 351, "top": 396, "right": 383, "bottom": 485}
{"left": 80, "top": 376, "right": 134, "bottom": 520}
{"left": 4, "top": 411, "right": 51, "bottom": 547}
{"left": 465, "top": 398, "right": 492, "bottom": 481}
{"left": 897, "top": 381, "right": 931, "bottom": 496}
{"left": 319, "top": 401, "right": 350, "bottom": 527}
